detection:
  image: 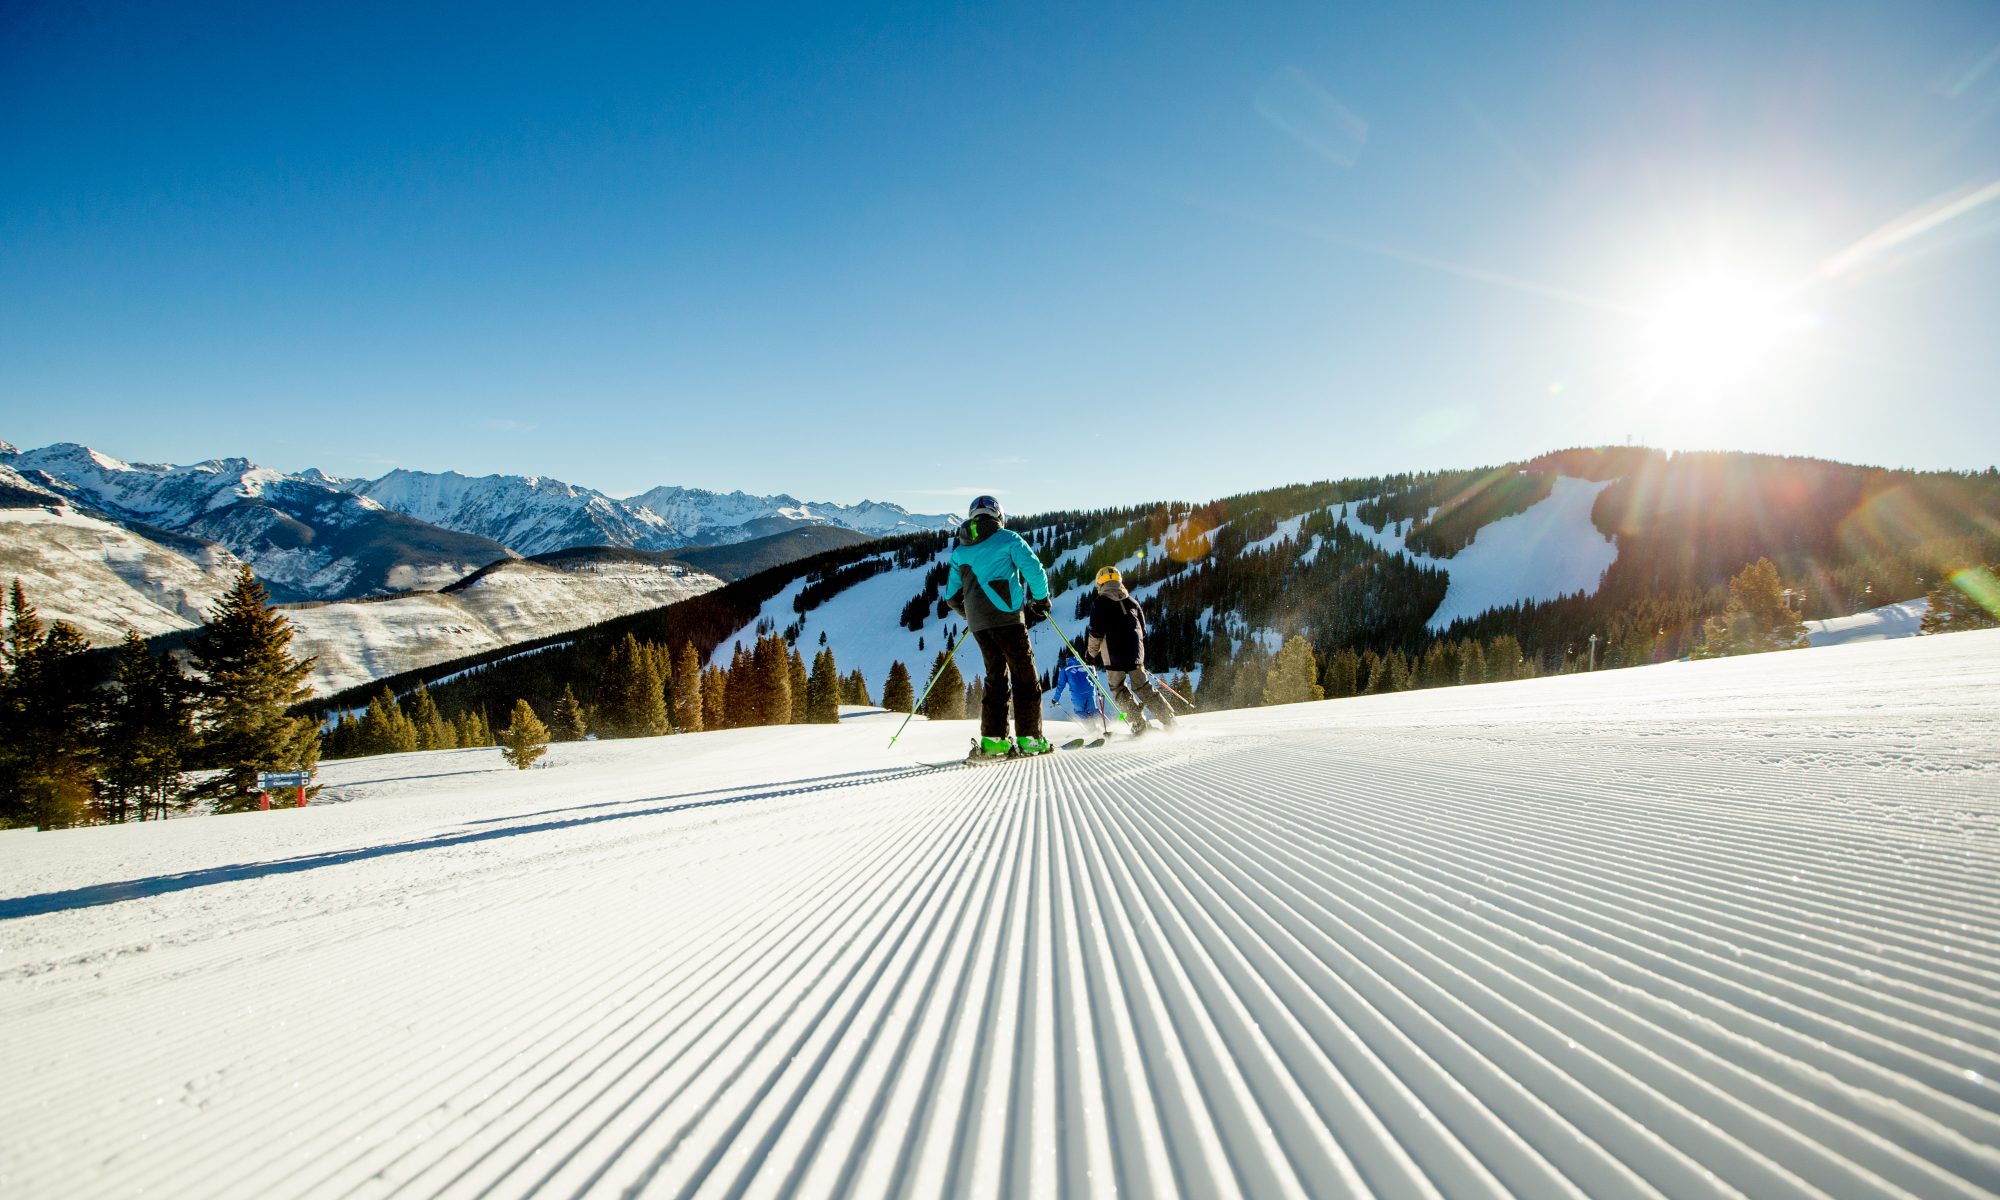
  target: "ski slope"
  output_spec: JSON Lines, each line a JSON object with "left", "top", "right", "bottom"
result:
{"left": 4, "top": 632, "right": 1998, "bottom": 1198}
{"left": 1333, "top": 477, "right": 1620, "bottom": 632}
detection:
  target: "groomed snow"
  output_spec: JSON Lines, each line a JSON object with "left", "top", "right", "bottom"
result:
{"left": 1806, "top": 597, "right": 1929, "bottom": 647}
{"left": 4, "top": 632, "right": 1997, "bottom": 1198}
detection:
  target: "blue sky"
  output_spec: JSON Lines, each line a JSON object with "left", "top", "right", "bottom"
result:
{"left": 3, "top": 1, "right": 1997, "bottom": 513}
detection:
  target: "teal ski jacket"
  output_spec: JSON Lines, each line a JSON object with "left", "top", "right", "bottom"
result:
{"left": 944, "top": 515, "right": 1050, "bottom": 633}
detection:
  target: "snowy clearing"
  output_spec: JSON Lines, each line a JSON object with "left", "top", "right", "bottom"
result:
{"left": 3, "top": 631, "right": 1998, "bottom": 1198}
{"left": 1806, "top": 597, "right": 1929, "bottom": 647}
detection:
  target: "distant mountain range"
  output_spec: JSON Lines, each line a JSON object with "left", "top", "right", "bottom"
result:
{"left": 0, "top": 439, "right": 952, "bottom": 603}
{"left": 342, "top": 469, "right": 948, "bottom": 556}
{"left": 0, "top": 438, "right": 950, "bottom": 691}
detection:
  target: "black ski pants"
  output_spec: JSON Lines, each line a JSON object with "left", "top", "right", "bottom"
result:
{"left": 973, "top": 623, "right": 1042, "bottom": 740}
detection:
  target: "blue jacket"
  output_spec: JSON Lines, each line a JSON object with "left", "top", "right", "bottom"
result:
{"left": 1058, "top": 659, "right": 1099, "bottom": 714}
{"left": 944, "top": 515, "right": 1049, "bottom": 633}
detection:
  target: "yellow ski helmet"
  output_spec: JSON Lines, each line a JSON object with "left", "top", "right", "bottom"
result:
{"left": 1094, "top": 566, "right": 1122, "bottom": 586}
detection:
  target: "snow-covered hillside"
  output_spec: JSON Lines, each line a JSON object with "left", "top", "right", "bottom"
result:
{"left": 284, "top": 558, "right": 724, "bottom": 695}
{"left": 0, "top": 502, "right": 241, "bottom": 642}
{"left": 709, "top": 546, "right": 1121, "bottom": 699}
{"left": 712, "top": 479, "right": 1622, "bottom": 692}
{"left": 3, "top": 630, "right": 1994, "bottom": 1198}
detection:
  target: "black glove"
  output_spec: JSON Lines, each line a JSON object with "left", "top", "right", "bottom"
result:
{"left": 1024, "top": 597, "right": 1051, "bottom": 627}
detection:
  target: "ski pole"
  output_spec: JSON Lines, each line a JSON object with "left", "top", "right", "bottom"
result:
{"left": 1045, "top": 615, "right": 1126, "bottom": 721}
{"left": 1153, "top": 677, "right": 1195, "bottom": 712}
{"left": 887, "top": 626, "right": 972, "bottom": 748}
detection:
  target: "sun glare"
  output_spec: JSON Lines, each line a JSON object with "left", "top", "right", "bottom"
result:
{"left": 1636, "top": 268, "right": 1816, "bottom": 395}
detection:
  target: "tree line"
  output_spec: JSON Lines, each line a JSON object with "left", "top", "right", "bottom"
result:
{"left": 1, "top": 568, "right": 319, "bottom": 829}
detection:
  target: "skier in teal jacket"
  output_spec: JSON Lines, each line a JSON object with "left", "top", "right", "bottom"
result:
{"left": 944, "top": 495, "right": 1053, "bottom": 759}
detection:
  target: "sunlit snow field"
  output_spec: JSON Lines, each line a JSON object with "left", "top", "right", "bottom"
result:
{"left": 3, "top": 631, "right": 1997, "bottom": 1198}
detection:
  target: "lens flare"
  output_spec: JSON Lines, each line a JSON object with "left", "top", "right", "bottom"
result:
{"left": 1949, "top": 566, "right": 2000, "bottom": 619}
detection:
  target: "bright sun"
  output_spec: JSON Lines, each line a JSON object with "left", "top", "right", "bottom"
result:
{"left": 1636, "top": 268, "right": 1815, "bottom": 394}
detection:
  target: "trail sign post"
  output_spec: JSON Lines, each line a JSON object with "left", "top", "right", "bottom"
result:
{"left": 260, "top": 771, "right": 311, "bottom": 807}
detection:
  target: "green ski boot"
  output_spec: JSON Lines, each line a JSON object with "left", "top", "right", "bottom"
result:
{"left": 1013, "top": 734, "right": 1054, "bottom": 757}
{"left": 966, "top": 736, "right": 1014, "bottom": 764}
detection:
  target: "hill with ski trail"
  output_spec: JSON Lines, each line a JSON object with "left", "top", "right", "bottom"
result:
{"left": 703, "top": 475, "right": 1620, "bottom": 695}
{"left": 4, "top": 629, "right": 1996, "bottom": 1198}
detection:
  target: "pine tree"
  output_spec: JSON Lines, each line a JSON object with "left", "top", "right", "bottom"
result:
{"left": 99, "top": 631, "right": 198, "bottom": 823}
{"left": 1919, "top": 565, "right": 2000, "bottom": 634}
{"left": 963, "top": 678, "right": 982, "bottom": 716}
{"left": 1360, "top": 650, "right": 1385, "bottom": 694}
{"left": 1697, "top": 558, "right": 1808, "bottom": 657}
{"left": 882, "top": 660, "right": 914, "bottom": 713}
{"left": 787, "top": 647, "right": 808, "bottom": 723}
{"left": 0, "top": 582, "right": 102, "bottom": 829}
{"left": 408, "top": 683, "right": 452, "bottom": 751}
{"left": 360, "top": 687, "right": 418, "bottom": 755}
{"left": 635, "top": 638, "right": 673, "bottom": 737}
{"left": 1322, "top": 648, "right": 1360, "bottom": 698}
{"left": 1419, "top": 642, "right": 1451, "bottom": 689}
{"left": 499, "top": 699, "right": 549, "bottom": 770}
{"left": 725, "top": 643, "right": 758, "bottom": 728}
{"left": 1228, "top": 641, "right": 1269, "bottom": 709}
{"left": 452, "top": 708, "right": 485, "bottom": 748}
{"left": 702, "top": 666, "right": 729, "bottom": 731}
{"left": 750, "top": 636, "right": 791, "bottom": 727}
{"left": 1486, "top": 635, "right": 1524, "bottom": 681}
{"left": 673, "top": 642, "right": 704, "bottom": 732}
{"left": 922, "top": 648, "right": 966, "bottom": 719}
{"left": 550, "top": 684, "right": 589, "bottom": 741}
{"left": 324, "top": 712, "right": 361, "bottom": 760}
{"left": 844, "top": 669, "right": 874, "bottom": 707}
{"left": 1262, "top": 636, "right": 1323, "bottom": 706}
{"left": 603, "top": 634, "right": 670, "bottom": 737}
{"left": 806, "top": 647, "right": 841, "bottom": 724}
{"left": 189, "top": 566, "right": 319, "bottom": 810}
{"left": 1457, "top": 640, "right": 1487, "bottom": 686}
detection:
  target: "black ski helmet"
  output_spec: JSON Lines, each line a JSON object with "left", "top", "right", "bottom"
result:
{"left": 968, "top": 495, "right": 1003, "bottom": 523}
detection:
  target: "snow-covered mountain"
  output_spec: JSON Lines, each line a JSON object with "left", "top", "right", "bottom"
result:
{"left": 626, "top": 484, "right": 952, "bottom": 544}
{"left": 342, "top": 469, "right": 955, "bottom": 553}
{"left": 340, "top": 469, "right": 677, "bottom": 556}
{"left": 4, "top": 443, "right": 513, "bottom": 601}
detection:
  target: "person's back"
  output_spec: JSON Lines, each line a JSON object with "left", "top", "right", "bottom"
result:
{"left": 944, "top": 496, "right": 1052, "bottom": 758}
{"left": 1087, "top": 566, "right": 1177, "bottom": 732}
{"left": 948, "top": 511, "right": 1044, "bottom": 633}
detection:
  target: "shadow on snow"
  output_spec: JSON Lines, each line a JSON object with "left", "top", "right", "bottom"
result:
{"left": 0, "top": 764, "right": 952, "bottom": 921}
